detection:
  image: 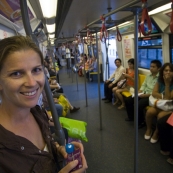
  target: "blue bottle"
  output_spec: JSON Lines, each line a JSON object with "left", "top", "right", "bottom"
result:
{"left": 65, "top": 143, "right": 82, "bottom": 172}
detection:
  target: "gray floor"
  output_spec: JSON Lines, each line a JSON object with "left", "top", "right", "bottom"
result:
{"left": 59, "top": 67, "right": 173, "bottom": 173}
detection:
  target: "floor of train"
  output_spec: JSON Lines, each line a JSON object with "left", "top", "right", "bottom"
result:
{"left": 58, "top": 67, "right": 172, "bottom": 173}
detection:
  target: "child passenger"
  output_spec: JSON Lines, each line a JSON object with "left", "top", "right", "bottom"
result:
{"left": 0, "top": 36, "right": 87, "bottom": 173}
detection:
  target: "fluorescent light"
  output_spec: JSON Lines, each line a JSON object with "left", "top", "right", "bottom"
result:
{"left": 49, "top": 34, "right": 55, "bottom": 39}
{"left": 149, "top": 3, "right": 171, "bottom": 15}
{"left": 46, "top": 24, "right": 55, "bottom": 33}
{"left": 39, "top": 0, "right": 58, "bottom": 18}
{"left": 107, "top": 21, "right": 131, "bottom": 30}
{"left": 118, "top": 21, "right": 131, "bottom": 27}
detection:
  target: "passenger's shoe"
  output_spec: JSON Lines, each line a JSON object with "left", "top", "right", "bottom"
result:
{"left": 102, "top": 98, "right": 107, "bottom": 100}
{"left": 105, "top": 100, "right": 112, "bottom": 103}
{"left": 144, "top": 131, "right": 152, "bottom": 140}
{"left": 160, "top": 150, "right": 170, "bottom": 156}
{"left": 125, "top": 117, "right": 134, "bottom": 121}
{"left": 150, "top": 137, "right": 158, "bottom": 144}
{"left": 167, "top": 158, "right": 173, "bottom": 165}
{"left": 118, "top": 105, "right": 125, "bottom": 109}
{"left": 70, "top": 107, "right": 80, "bottom": 113}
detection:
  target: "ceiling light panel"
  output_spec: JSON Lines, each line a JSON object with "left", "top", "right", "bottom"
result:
{"left": 49, "top": 34, "right": 55, "bottom": 38}
{"left": 149, "top": 3, "right": 171, "bottom": 15}
{"left": 46, "top": 24, "right": 55, "bottom": 33}
{"left": 39, "top": 0, "right": 58, "bottom": 18}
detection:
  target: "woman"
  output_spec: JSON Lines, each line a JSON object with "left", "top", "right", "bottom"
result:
{"left": 144, "top": 63, "right": 173, "bottom": 143}
{"left": 112, "top": 58, "right": 135, "bottom": 109}
{"left": 0, "top": 36, "right": 87, "bottom": 173}
{"left": 157, "top": 113, "right": 173, "bottom": 165}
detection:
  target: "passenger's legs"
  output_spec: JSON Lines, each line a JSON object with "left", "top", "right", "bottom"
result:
{"left": 103, "top": 81, "right": 112, "bottom": 99}
{"left": 157, "top": 114, "right": 172, "bottom": 153}
{"left": 107, "top": 83, "right": 117, "bottom": 101}
{"left": 124, "top": 96, "right": 134, "bottom": 120}
{"left": 145, "top": 107, "right": 159, "bottom": 138}
{"left": 54, "top": 103, "right": 63, "bottom": 116}
{"left": 138, "top": 97, "right": 149, "bottom": 125}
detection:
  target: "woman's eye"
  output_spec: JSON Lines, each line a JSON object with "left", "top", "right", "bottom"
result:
{"left": 10, "top": 71, "right": 21, "bottom": 77}
{"left": 33, "top": 67, "right": 43, "bottom": 73}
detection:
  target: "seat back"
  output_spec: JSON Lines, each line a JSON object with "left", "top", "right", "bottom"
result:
{"left": 122, "top": 74, "right": 146, "bottom": 97}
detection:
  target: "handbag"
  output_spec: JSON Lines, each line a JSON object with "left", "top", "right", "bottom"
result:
{"left": 117, "top": 78, "right": 127, "bottom": 89}
{"left": 149, "top": 95, "right": 173, "bottom": 111}
{"left": 166, "top": 113, "right": 173, "bottom": 126}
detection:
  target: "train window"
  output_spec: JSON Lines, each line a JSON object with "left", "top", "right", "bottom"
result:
{"left": 138, "top": 36, "right": 163, "bottom": 69}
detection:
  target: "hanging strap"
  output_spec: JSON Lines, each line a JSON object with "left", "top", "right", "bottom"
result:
{"left": 100, "top": 15, "right": 108, "bottom": 43}
{"left": 86, "top": 28, "right": 93, "bottom": 44}
{"left": 170, "top": 1, "right": 173, "bottom": 33}
{"left": 140, "top": 0, "right": 152, "bottom": 36}
{"left": 138, "top": 24, "right": 142, "bottom": 38}
{"left": 116, "top": 26, "right": 122, "bottom": 42}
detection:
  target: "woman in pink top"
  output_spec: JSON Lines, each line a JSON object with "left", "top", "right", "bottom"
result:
{"left": 112, "top": 58, "right": 135, "bottom": 109}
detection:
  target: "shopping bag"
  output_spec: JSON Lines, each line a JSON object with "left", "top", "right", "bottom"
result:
{"left": 58, "top": 95, "right": 70, "bottom": 116}
{"left": 59, "top": 117, "right": 88, "bottom": 142}
{"left": 167, "top": 113, "right": 173, "bottom": 126}
{"left": 149, "top": 95, "right": 173, "bottom": 111}
{"left": 117, "top": 79, "right": 127, "bottom": 89}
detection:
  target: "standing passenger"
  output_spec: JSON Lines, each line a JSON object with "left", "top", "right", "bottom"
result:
{"left": 102, "top": 58, "right": 125, "bottom": 103}
{"left": 0, "top": 36, "right": 87, "bottom": 173}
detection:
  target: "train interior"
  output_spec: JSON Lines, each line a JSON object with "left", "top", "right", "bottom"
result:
{"left": 0, "top": 0, "right": 173, "bottom": 172}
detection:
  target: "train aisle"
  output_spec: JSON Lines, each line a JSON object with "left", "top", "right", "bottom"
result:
{"left": 58, "top": 67, "right": 172, "bottom": 173}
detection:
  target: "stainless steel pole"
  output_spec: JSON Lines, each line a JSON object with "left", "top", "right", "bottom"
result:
{"left": 133, "top": 8, "right": 139, "bottom": 173}
{"left": 96, "top": 33, "right": 102, "bottom": 130}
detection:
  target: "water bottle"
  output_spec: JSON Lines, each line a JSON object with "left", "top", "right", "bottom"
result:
{"left": 65, "top": 143, "right": 82, "bottom": 172}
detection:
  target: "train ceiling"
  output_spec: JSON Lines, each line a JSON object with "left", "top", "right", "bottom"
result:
{"left": 0, "top": 0, "right": 171, "bottom": 43}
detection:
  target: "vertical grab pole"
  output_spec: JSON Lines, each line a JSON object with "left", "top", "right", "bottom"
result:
{"left": 19, "top": 0, "right": 65, "bottom": 146}
{"left": 96, "top": 32, "right": 102, "bottom": 130}
{"left": 83, "top": 39, "right": 88, "bottom": 107}
{"left": 74, "top": 47, "right": 79, "bottom": 91}
{"left": 133, "top": 8, "right": 139, "bottom": 173}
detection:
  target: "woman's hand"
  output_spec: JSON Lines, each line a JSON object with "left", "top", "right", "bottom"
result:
{"left": 163, "top": 74, "right": 172, "bottom": 86}
{"left": 56, "top": 142, "right": 88, "bottom": 173}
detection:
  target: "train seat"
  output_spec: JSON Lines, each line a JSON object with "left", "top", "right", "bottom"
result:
{"left": 122, "top": 74, "right": 146, "bottom": 97}
{"left": 89, "top": 64, "right": 102, "bottom": 81}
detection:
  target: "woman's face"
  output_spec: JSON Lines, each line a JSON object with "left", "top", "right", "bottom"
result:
{"left": 128, "top": 62, "right": 134, "bottom": 69}
{"left": 0, "top": 49, "right": 45, "bottom": 109}
{"left": 163, "top": 65, "right": 173, "bottom": 78}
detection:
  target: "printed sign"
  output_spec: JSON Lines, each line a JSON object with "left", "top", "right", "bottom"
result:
{"left": 124, "top": 39, "right": 132, "bottom": 58}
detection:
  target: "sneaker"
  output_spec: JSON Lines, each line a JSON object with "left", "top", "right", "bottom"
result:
{"left": 70, "top": 107, "right": 80, "bottom": 113}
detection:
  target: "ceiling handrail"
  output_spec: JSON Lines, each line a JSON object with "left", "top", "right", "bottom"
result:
{"left": 170, "top": 0, "right": 173, "bottom": 33}
{"left": 140, "top": 0, "right": 152, "bottom": 36}
{"left": 79, "top": 0, "right": 140, "bottom": 32}
{"left": 100, "top": 15, "right": 108, "bottom": 43}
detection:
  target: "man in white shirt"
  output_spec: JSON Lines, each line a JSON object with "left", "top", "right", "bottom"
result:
{"left": 102, "top": 58, "right": 125, "bottom": 103}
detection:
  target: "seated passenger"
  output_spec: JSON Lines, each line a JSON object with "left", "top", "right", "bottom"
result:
{"left": 86, "top": 57, "right": 98, "bottom": 81}
{"left": 0, "top": 36, "right": 87, "bottom": 172}
{"left": 145, "top": 63, "right": 173, "bottom": 143}
{"left": 157, "top": 113, "right": 173, "bottom": 165}
{"left": 124, "top": 60, "right": 162, "bottom": 128}
{"left": 112, "top": 58, "right": 134, "bottom": 109}
{"left": 102, "top": 58, "right": 125, "bottom": 103}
